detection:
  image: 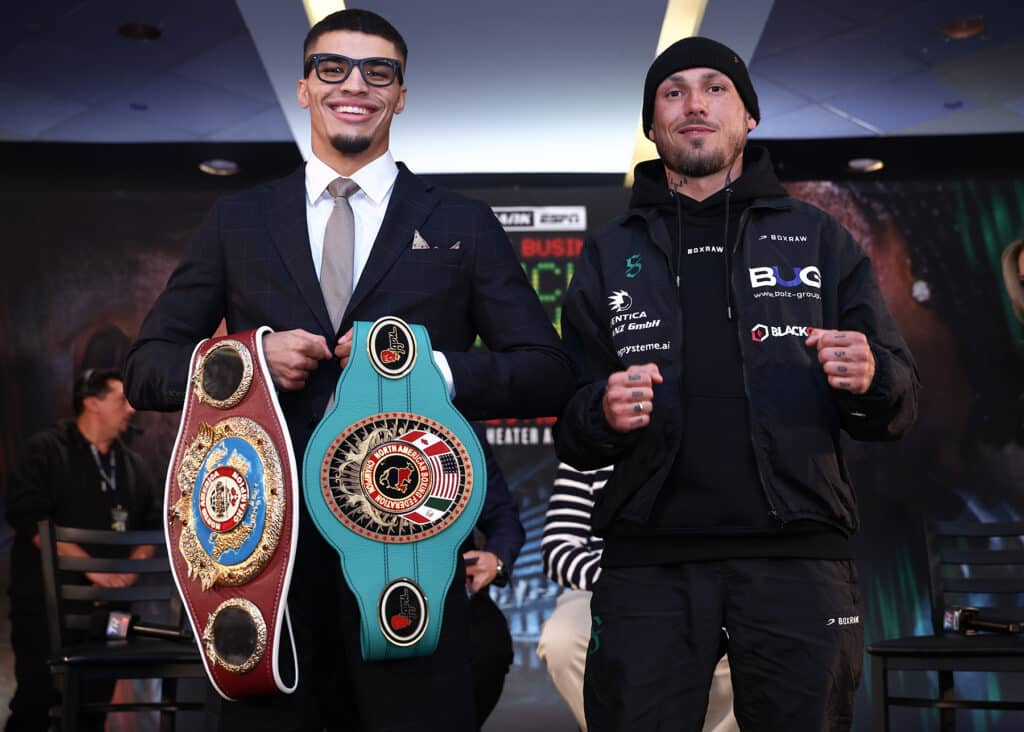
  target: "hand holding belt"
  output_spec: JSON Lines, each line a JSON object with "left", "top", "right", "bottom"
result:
{"left": 303, "top": 317, "right": 486, "bottom": 661}
{"left": 165, "top": 327, "right": 299, "bottom": 699}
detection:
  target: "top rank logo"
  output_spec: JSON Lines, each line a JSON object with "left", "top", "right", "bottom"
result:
{"left": 608, "top": 290, "right": 633, "bottom": 313}
{"left": 368, "top": 317, "right": 418, "bottom": 379}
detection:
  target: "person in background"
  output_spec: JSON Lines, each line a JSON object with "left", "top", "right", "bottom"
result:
{"left": 537, "top": 462, "right": 737, "bottom": 732}
{"left": 1002, "top": 240, "right": 1024, "bottom": 325}
{"left": 5, "top": 369, "right": 158, "bottom": 732}
{"left": 466, "top": 426, "right": 526, "bottom": 729}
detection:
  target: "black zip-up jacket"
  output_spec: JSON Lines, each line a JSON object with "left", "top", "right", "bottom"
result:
{"left": 556, "top": 148, "right": 919, "bottom": 536}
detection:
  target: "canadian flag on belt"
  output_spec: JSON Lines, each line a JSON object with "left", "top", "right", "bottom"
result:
{"left": 396, "top": 429, "right": 462, "bottom": 525}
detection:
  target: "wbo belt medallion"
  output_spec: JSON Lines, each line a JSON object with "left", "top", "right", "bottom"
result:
{"left": 304, "top": 317, "right": 486, "bottom": 661}
{"left": 173, "top": 418, "right": 284, "bottom": 589}
{"left": 166, "top": 327, "right": 299, "bottom": 699}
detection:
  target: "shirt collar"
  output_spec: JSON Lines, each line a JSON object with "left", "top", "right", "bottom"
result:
{"left": 305, "top": 150, "right": 399, "bottom": 207}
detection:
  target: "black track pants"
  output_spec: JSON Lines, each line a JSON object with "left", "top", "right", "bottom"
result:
{"left": 584, "top": 558, "right": 863, "bottom": 732}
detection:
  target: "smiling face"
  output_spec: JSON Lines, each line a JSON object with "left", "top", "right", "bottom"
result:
{"left": 297, "top": 30, "right": 407, "bottom": 175}
{"left": 648, "top": 66, "right": 755, "bottom": 183}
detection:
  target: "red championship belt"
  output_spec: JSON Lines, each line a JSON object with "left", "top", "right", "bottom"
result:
{"left": 165, "top": 327, "right": 298, "bottom": 699}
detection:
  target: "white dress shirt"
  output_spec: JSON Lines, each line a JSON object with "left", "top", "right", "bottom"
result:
{"left": 304, "top": 151, "right": 455, "bottom": 395}
{"left": 305, "top": 150, "right": 398, "bottom": 285}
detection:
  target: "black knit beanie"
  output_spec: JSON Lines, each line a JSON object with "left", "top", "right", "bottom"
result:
{"left": 642, "top": 36, "right": 760, "bottom": 134}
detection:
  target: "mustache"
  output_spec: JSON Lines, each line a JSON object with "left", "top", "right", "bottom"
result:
{"left": 673, "top": 118, "right": 718, "bottom": 132}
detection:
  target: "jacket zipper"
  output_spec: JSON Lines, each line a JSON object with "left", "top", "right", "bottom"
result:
{"left": 729, "top": 205, "right": 784, "bottom": 524}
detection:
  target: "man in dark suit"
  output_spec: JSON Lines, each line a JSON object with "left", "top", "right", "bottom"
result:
{"left": 124, "top": 9, "right": 573, "bottom": 731}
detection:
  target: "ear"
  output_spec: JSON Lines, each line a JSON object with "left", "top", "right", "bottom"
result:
{"left": 746, "top": 114, "right": 757, "bottom": 133}
{"left": 297, "top": 79, "right": 310, "bottom": 110}
{"left": 646, "top": 126, "right": 655, "bottom": 142}
{"left": 395, "top": 84, "right": 407, "bottom": 115}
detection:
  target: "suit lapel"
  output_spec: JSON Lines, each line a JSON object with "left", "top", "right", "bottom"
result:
{"left": 266, "top": 168, "right": 334, "bottom": 336}
{"left": 345, "top": 164, "right": 441, "bottom": 319}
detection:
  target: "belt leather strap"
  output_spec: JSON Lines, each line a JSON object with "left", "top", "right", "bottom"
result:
{"left": 303, "top": 317, "right": 486, "bottom": 661}
{"left": 165, "top": 327, "right": 299, "bottom": 699}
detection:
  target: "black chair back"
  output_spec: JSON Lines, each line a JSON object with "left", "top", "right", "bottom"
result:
{"left": 36, "top": 520, "right": 204, "bottom": 732}
{"left": 925, "top": 519, "right": 1024, "bottom": 634}
{"left": 37, "top": 520, "right": 182, "bottom": 650}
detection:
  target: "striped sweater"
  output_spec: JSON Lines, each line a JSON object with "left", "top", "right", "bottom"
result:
{"left": 541, "top": 462, "right": 612, "bottom": 591}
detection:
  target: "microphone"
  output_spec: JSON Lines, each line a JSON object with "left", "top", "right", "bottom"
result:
{"left": 943, "top": 606, "right": 1023, "bottom": 635}
{"left": 92, "top": 610, "right": 193, "bottom": 642}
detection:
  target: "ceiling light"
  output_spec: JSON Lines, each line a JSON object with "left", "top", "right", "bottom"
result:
{"left": 199, "top": 159, "right": 241, "bottom": 177}
{"left": 117, "top": 23, "right": 161, "bottom": 41}
{"left": 942, "top": 17, "right": 985, "bottom": 40}
{"left": 847, "top": 158, "right": 884, "bottom": 174}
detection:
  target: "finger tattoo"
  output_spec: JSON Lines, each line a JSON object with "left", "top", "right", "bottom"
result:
{"left": 628, "top": 373, "right": 642, "bottom": 382}
{"left": 834, "top": 350, "right": 846, "bottom": 358}
{"left": 631, "top": 389, "right": 644, "bottom": 399}
{"left": 837, "top": 365, "right": 848, "bottom": 374}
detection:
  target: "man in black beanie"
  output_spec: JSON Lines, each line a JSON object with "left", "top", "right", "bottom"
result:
{"left": 555, "top": 36, "right": 919, "bottom": 731}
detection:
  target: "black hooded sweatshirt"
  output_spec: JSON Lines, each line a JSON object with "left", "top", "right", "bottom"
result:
{"left": 601, "top": 149, "right": 849, "bottom": 567}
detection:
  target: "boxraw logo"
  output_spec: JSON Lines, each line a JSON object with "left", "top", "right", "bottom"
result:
{"left": 757, "top": 233, "right": 810, "bottom": 243}
{"left": 826, "top": 615, "right": 860, "bottom": 627}
{"left": 492, "top": 206, "right": 587, "bottom": 231}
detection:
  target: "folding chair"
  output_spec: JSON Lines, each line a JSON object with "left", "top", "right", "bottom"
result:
{"left": 37, "top": 520, "right": 206, "bottom": 731}
{"left": 867, "top": 519, "right": 1024, "bottom": 731}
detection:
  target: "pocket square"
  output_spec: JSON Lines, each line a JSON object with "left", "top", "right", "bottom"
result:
{"left": 411, "top": 230, "right": 431, "bottom": 250}
{"left": 449, "top": 241, "right": 461, "bottom": 250}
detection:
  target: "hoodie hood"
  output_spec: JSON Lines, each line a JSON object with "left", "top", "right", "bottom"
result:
{"left": 629, "top": 145, "right": 787, "bottom": 213}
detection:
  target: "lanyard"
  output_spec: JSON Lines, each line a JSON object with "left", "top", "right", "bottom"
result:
{"left": 89, "top": 444, "right": 117, "bottom": 495}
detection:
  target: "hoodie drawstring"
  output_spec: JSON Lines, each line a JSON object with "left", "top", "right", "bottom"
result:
{"left": 723, "top": 184, "right": 734, "bottom": 320}
{"left": 674, "top": 192, "right": 683, "bottom": 289}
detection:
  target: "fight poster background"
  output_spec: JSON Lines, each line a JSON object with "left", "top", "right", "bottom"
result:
{"left": 1, "top": 170, "right": 1022, "bottom": 731}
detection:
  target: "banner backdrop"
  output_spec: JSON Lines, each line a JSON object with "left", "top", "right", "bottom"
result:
{"left": 1, "top": 175, "right": 1023, "bottom": 731}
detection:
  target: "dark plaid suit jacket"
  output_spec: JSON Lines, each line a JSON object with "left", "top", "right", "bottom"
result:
{"left": 125, "top": 163, "right": 574, "bottom": 455}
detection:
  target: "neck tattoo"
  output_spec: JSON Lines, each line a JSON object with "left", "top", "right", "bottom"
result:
{"left": 668, "top": 176, "right": 688, "bottom": 191}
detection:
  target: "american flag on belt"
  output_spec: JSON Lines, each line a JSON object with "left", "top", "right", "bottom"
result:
{"left": 397, "top": 429, "right": 463, "bottom": 524}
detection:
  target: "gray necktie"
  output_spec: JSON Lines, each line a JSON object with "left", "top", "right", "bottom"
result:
{"left": 321, "top": 178, "right": 360, "bottom": 332}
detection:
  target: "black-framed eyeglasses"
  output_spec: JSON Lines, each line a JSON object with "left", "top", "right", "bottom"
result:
{"left": 304, "top": 54, "right": 403, "bottom": 87}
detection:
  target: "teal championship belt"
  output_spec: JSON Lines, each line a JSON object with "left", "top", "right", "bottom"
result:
{"left": 303, "top": 317, "right": 486, "bottom": 661}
